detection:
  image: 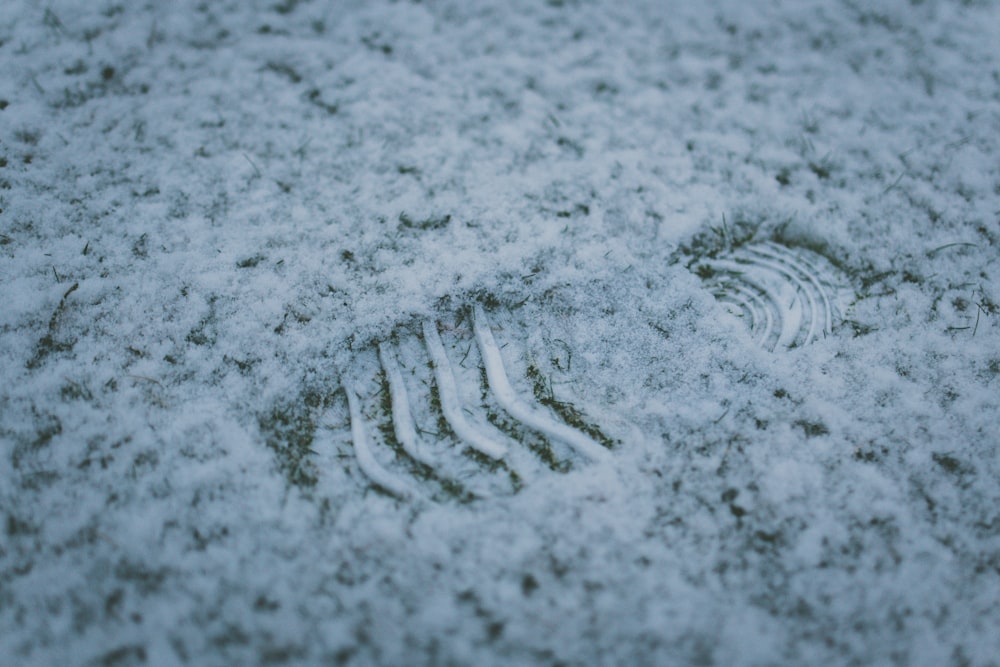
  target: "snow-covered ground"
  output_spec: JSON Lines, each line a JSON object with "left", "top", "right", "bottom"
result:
{"left": 2, "top": 0, "right": 999, "bottom": 664}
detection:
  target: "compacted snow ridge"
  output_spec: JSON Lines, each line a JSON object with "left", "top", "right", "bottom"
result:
{"left": 422, "top": 319, "right": 510, "bottom": 461}
{"left": 472, "top": 305, "right": 610, "bottom": 463}
{"left": 345, "top": 382, "right": 419, "bottom": 500}
{"left": 2, "top": 0, "right": 999, "bottom": 665}
{"left": 377, "top": 341, "right": 433, "bottom": 467}
{"left": 695, "top": 241, "right": 852, "bottom": 350}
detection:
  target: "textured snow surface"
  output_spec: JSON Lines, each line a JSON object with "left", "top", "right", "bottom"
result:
{"left": 1, "top": 0, "right": 999, "bottom": 665}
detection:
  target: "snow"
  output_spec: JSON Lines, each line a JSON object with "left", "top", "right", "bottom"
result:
{"left": 2, "top": 0, "right": 999, "bottom": 665}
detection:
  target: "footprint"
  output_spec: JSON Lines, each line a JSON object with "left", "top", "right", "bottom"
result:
{"left": 337, "top": 305, "right": 615, "bottom": 500}
{"left": 268, "top": 238, "right": 854, "bottom": 497}
{"left": 693, "top": 240, "right": 852, "bottom": 350}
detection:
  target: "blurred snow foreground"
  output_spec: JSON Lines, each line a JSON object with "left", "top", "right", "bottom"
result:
{"left": 2, "top": 0, "right": 999, "bottom": 666}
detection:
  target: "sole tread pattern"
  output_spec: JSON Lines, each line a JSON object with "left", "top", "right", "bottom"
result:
{"left": 695, "top": 241, "right": 851, "bottom": 351}
{"left": 288, "top": 240, "right": 855, "bottom": 499}
{"left": 340, "top": 307, "right": 613, "bottom": 499}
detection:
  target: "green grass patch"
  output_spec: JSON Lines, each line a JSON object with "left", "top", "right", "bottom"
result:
{"left": 525, "top": 363, "right": 617, "bottom": 450}
{"left": 258, "top": 389, "right": 335, "bottom": 489}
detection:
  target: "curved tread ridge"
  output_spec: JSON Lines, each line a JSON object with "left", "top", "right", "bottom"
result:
{"left": 699, "top": 242, "right": 849, "bottom": 350}
{"left": 755, "top": 241, "right": 833, "bottom": 332}
{"left": 346, "top": 384, "right": 420, "bottom": 499}
{"left": 379, "top": 341, "right": 434, "bottom": 466}
{"left": 473, "top": 306, "right": 611, "bottom": 463}
{"left": 422, "top": 320, "right": 509, "bottom": 460}
{"left": 739, "top": 248, "right": 821, "bottom": 342}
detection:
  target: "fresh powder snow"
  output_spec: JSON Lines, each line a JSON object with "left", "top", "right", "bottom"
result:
{"left": 1, "top": 1, "right": 998, "bottom": 665}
